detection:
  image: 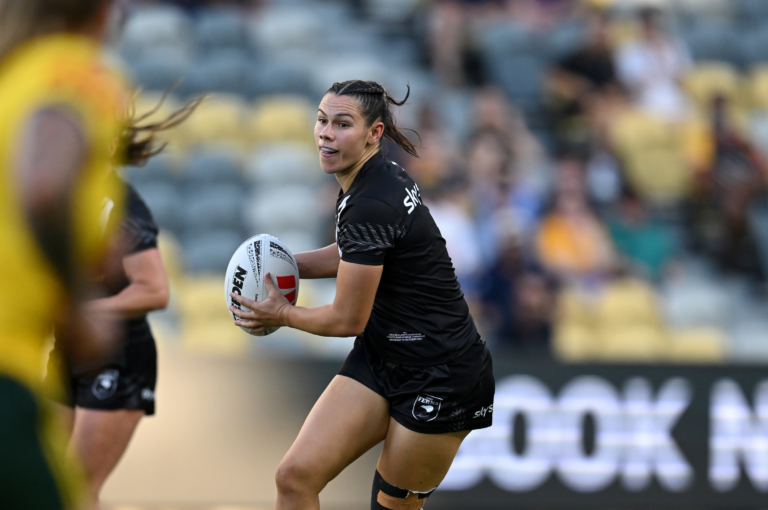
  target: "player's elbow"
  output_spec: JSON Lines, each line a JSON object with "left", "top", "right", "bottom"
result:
{"left": 142, "top": 280, "right": 170, "bottom": 312}
{"left": 335, "top": 315, "right": 368, "bottom": 337}
{"left": 154, "top": 282, "right": 170, "bottom": 310}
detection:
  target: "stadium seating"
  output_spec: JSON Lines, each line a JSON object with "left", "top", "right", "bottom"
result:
{"left": 681, "top": 20, "right": 742, "bottom": 67}
{"left": 131, "top": 48, "right": 192, "bottom": 94}
{"left": 667, "top": 328, "right": 726, "bottom": 362}
{"left": 176, "top": 276, "right": 250, "bottom": 354}
{"left": 609, "top": 109, "right": 694, "bottom": 205}
{"left": 118, "top": 4, "right": 192, "bottom": 62}
{"left": 248, "top": 96, "right": 316, "bottom": 146}
{"left": 243, "top": 185, "right": 321, "bottom": 236}
{"left": 747, "top": 65, "right": 768, "bottom": 110}
{"left": 180, "top": 50, "right": 258, "bottom": 99}
{"left": 178, "top": 95, "right": 249, "bottom": 149}
{"left": 683, "top": 62, "right": 742, "bottom": 109}
{"left": 181, "top": 149, "right": 244, "bottom": 197}
{"left": 244, "top": 143, "right": 320, "bottom": 186}
{"left": 180, "top": 185, "right": 246, "bottom": 235}
{"left": 133, "top": 182, "right": 183, "bottom": 234}
{"left": 181, "top": 230, "right": 243, "bottom": 273}
{"left": 194, "top": 6, "right": 250, "bottom": 54}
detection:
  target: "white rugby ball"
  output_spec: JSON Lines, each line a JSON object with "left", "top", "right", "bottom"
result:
{"left": 224, "top": 234, "right": 299, "bottom": 336}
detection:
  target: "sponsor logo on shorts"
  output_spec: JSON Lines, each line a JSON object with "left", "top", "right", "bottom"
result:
{"left": 413, "top": 394, "right": 442, "bottom": 422}
{"left": 92, "top": 369, "right": 119, "bottom": 400}
{"left": 473, "top": 404, "right": 493, "bottom": 419}
{"left": 141, "top": 388, "right": 155, "bottom": 401}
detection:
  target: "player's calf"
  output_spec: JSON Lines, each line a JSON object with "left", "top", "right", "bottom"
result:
{"left": 371, "top": 470, "right": 436, "bottom": 510}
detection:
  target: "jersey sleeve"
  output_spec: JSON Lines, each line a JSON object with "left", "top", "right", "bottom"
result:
{"left": 122, "top": 186, "right": 159, "bottom": 255}
{"left": 337, "top": 197, "right": 406, "bottom": 266}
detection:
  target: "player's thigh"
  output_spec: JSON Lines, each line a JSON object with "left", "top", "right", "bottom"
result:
{"left": 377, "top": 417, "right": 469, "bottom": 492}
{"left": 279, "top": 375, "right": 390, "bottom": 487}
{"left": 70, "top": 408, "right": 143, "bottom": 484}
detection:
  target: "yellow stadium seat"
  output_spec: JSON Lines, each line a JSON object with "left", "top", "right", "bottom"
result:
{"left": 176, "top": 275, "right": 250, "bottom": 355}
{"left": 555, "top": 287, "right": 594, "bottom": 329}
{"left": 179, "top": 94, "right": 248, "bottom": 149}
{"left": 667, "top": 328, "right": 726, "bottom": 363}
{"left": 156, "top": 231, "right": 184, "bottom": 289}
{"left": 553, "top": 323, "right": 598, "bottom": 362}
{"left": 247, "top": 95, "right": 315, "bottom": 147}
{"left": 597, "top": 326, "right": 668, "bottom": 363}
{"left": 683, "top": 62, "right": 742, "bottom": 110}
{"left": 595, "top": 277, "right": 663, "bottom": 330}
{"left": 610, "top": 109, "right": 694, "bottom": 204}
{"left": 748, "top": 65, "right": 768, "bottom": 110}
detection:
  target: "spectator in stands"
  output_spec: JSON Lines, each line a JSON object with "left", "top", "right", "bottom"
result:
{"left": 427, "top": 0, "right": 508, "bottom": 87}
{"left": 688, "top": 95, "right": 767, "bottom": 280}
{"left": 479, "top": 213, "right": 556, "bottom": 355}
{"left": 546, "top": 8, "right": 618, "bottom": 152}
{"left": 469, "top": 86, "right": 550, "bottom": 201}
{"left": 424, "top": 180, "right": 483, "bottom": 291}
{"left": 536, "top": 156, "right": 616, "bottom": 282}
{"left": 614, "top": 6, "right": 692, "bottom": 120}
{"left": 607, "top": 188, "right": 678, "bottom": 280}
{"left": 392, "top": 102, "right": 460, "bottom": 193}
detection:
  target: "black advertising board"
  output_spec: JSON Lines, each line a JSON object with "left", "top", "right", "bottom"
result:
{"left": 428, "top": 360, "right": 768, "bottom": 510}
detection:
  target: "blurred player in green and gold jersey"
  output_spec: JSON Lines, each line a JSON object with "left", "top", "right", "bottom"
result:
{"left": 0, "top": 0, "right": 129, "bottom": 508}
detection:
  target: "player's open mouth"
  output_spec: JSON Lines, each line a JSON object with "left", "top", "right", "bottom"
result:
{"left": 319, "top": 147, "right": 338, "bottom": 156}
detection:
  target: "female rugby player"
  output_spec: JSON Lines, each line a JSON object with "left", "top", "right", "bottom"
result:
{"left": 230, "top": 80, "right": 495, "bottom": 510}
{"left": 46, "top": 96, "right": 202, "bottom": 510}
{"left": 0, "top": 0, "right": 127, "bottom": 508}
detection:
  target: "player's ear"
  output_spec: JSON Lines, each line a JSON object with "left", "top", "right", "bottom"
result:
{"left": 368, "top": 121, "right": 385, "bottom": 146}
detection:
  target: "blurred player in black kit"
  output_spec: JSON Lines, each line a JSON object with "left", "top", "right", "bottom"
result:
{"left": 230, "top": 80, "right": 495, "bottom": 510}
{"left": 46, "top": 96, "right": 201, "bottom": 510}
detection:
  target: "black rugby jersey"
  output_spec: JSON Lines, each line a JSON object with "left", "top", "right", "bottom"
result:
{"left": 106, "top": 183, "right": 160, "bottom": 344}
{"left": 336, "top": 151, "right": 479, "bottom": 366}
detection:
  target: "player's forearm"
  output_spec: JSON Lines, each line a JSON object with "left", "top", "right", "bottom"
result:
{"left": 295, "top": 244, "right": 340, "bottom": 279}
{"left": 87, "top": 281, "right": 169, "bottom": 318}
{"left": 282, "top": 303, "right": 366, "bottom": 337}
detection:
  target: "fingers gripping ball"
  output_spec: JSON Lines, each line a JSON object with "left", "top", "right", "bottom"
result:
{"left": 224, "top": 234, "right": 299, "bottom": 336}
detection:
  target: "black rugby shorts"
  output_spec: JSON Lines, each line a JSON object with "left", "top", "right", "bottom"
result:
{"left": 49, "top": 340, "right": 157, "bottom": 416}
{"left": 339, "top": 336, "right": 495, "bottom": 434}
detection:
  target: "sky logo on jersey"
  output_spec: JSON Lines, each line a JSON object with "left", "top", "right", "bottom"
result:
{"left": 276, "top": 275, "right": 297, "bottom": 304}
{"left": 403, "top": 184, "right": 422, "bottom": 214}
{"left": 413, "top": 394, "right": 442, "bottom": 422}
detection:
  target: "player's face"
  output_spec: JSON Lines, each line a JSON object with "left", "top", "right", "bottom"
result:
{"left": 315, "top": 94, "right": 376, "bottom": 175}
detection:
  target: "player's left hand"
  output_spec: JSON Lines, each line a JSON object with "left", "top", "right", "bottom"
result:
{"left": 229, "top": 272, "right": 291, "bottom": 334}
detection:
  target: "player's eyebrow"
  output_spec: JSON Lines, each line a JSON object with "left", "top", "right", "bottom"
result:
{"left": 318, "top": 108, "right": 354, "bottom": 119}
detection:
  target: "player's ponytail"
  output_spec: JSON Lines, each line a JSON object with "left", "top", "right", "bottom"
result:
{"left": 121, "top": 90, "right": 204, "bottom": 167}
{"left": 0, "top": 0, "right": 107, "bottom": 59}
{"left": 327, "top": 80, "right": 420, "bottom": 158}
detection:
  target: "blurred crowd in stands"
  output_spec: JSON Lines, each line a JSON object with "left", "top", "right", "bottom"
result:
{"left": 121, "top": 0, "right": 768, "bottom": 363}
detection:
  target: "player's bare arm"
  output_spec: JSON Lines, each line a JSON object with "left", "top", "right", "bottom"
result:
{"left": 230, "top": 261, "right": 382, "bottom": 337}
{"left": 294, "top": 243, "right": 340, "bottom": 279}
{"left": 86, "top": 248, "right": 170, "bottom": 318}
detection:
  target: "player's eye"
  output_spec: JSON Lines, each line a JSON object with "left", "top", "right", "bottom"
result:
{"left": 339, "top": 122, "right": 348, "bottom": 128}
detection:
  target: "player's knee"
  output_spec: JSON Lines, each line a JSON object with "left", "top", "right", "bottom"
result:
{"left": 371, "top": 470, "right": 435, "bottom": 510}
{"left": 275, "top": 459, "right": 320, "bottom": 497}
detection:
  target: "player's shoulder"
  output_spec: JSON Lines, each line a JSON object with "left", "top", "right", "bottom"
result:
{"left": 124, "top": 183, "right": 157, "bottom": 229}
{"left": 352, "top": 154, "right": 421, "bottom": 219}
